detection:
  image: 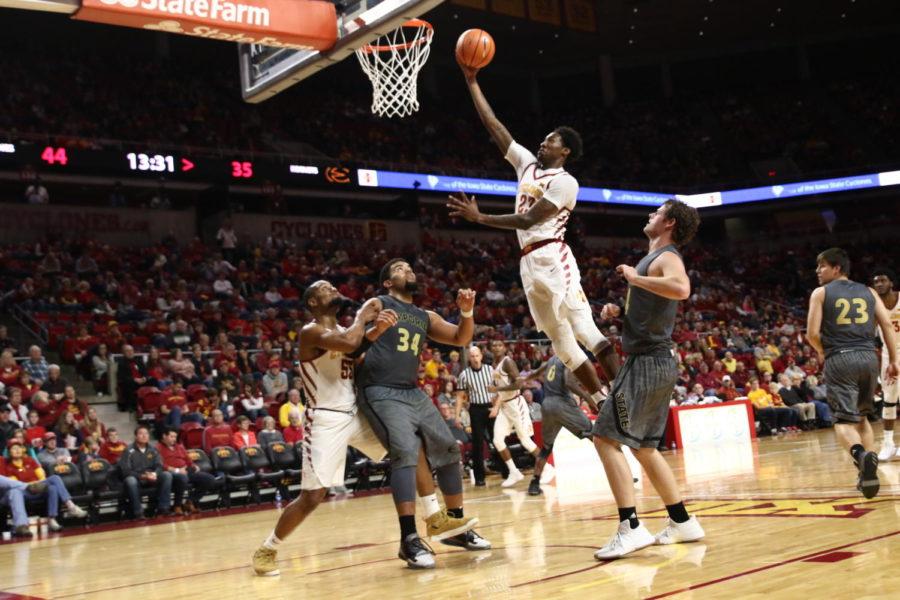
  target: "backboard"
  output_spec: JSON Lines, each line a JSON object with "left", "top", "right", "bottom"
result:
{"left": 238, "top": 0, "right": 443, "bottom": 104}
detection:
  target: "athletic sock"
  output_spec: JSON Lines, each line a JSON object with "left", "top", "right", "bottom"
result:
{"left": 618, "top": 507, "right": 639, "bottom": 529}
{"left": 419, "top": 494, "right": 441, "bottom": 519}
{"left": 850, "top": 444, "right": 866, "bottom": 465}
{"left": 666, "top": 502, "right": 690, "bottom": 524}
{"left": 591, "top": 391, "right": 605, "bottom": 406}
{"left": 886, "top": 429, "right": 896, "bottom": 444}
{"left": 447, "top": 507, "right": 463, "bottom": 519}
{"left": 399, "top": 515, "right": 417, "bottom": 539}
{"left": 262, "top": 531, "right": 282, "bottom": 550}
{"left": 504, "top": 458, "right": 518, "bottom": 473}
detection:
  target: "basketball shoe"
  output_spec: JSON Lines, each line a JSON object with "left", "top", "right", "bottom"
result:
{"left": 398, "top": 533, "right": 436, "bottom": 569}
{"left": 252, "top": 547, "right": 280, "bottom": 576}
{"left": 440, "top": 529, "right": 492, "bottom": 550}
{"left": 653, "top": 516, "right": 705, "bottom": 545}
{"left": 501, "top": 469, "right": 524, "bottom": 488}
{"left": 877, "top": 440, "right": 896, "bottom": 462}
{"left": 856, "top": 451, "right": 880, "bottom": 499}
{"left": 594, "top": 521, "right": 655, "bottom": 560}
{"left": 424, "top": 509, "right": 478, "bottom": 541}
{"left": 527, "top": 476, "right": 542, "bottom": 496}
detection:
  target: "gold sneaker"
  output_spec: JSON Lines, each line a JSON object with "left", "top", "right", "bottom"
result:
{"left": 424, "top": 509, "right": 479, "bottom": 542}
{"left": 252, "top": 546, "right": 280, "bottom": 576}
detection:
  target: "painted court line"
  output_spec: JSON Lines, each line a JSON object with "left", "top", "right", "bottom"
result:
{"left": 643, "top": 529, "right": 900, "bottom": 599}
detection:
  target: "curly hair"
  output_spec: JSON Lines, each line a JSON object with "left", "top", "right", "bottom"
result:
{"left": 662, "top": 199, "right": 700, "bottom": 246}
{"left": 871, "top": 265, "right": 897, "bottom": 286}
{"left": 554, "top": 126, "right": 583, "bottom": 162}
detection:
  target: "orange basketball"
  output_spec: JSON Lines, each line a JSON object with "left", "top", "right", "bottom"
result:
{"left": 455, "top": 29, "right": 495, "bottom": 70}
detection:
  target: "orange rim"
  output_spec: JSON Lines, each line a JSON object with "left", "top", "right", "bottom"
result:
{"left": 359, "top": 19, "right": 433, "bottom": 54}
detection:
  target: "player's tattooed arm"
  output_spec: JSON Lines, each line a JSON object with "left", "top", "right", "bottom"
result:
{"left": 447, "top": 193, "right": 558, "bottom": 230}
{"left": 462, "top": 71, "right": 514, "bottom": 153}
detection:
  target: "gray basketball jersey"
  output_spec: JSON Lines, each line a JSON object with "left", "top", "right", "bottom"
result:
{"left": 358, "top": 295, "right": 431, "bottom": 389}
{"left": 622, "top": 244, "right": 681, "bottom": 355}
{"left": 821, "top": 279, "right": 877, "bottom": 358}
{"left": 542, "top": 356, "right": 569, "bottom": 398}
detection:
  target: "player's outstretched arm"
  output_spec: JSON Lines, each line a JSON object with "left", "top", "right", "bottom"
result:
{"left": 870, "top": 287, "right": 900, "bottom": 379}
{"left": 447, "top": 192, "right": 559, "bottom": 230}
{"left": 426, "top": 289, "right": 477, "bottom": 347}
{"left": 805, "top": 287, "right": 826, "bottom": 360}
{"left": 461, "top": 67, "right": 514, "bottom": 154}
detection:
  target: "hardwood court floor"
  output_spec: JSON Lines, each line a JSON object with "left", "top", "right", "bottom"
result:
{"left": 2, "top": 429, "right": 899, "bottom": 600}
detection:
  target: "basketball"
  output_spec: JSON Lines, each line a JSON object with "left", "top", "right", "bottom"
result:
{"left": 455, "top": 29, "right": 495, "bottom": 70}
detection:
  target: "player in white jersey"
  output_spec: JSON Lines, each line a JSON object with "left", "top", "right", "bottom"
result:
{"left": 449, "top": 62, "right": 620, "bottom": 410}
{"left": 253, "top": 281, "right": 468, "bottom": 575}
{"left": 873, "top": 268, "right": 900, "bottom": 460}
{"left": 486, "top": 340, "right": 542, "bottom": 487}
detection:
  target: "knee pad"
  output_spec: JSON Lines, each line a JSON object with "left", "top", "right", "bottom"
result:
{"left": 520, "top": 435, "right": 537, "bottom": 454}
{"left": 546, "top": 324, "right": 589, "bottom": 371}
{"left": 389, "top": 466, "right": 417, "bottom": 504}
{"left": 884, "top": 402, "right": 898, "bottom": 421}
{"left": 539, "top": 446, "right": 553, "bottom": 460}
{"left": 435, "top": 462, "right": 463, "bottom": 496}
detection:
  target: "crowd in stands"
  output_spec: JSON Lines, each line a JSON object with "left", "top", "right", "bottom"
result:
{"left": 1, "top": 227, "right": 892, "bottom": 523}
{"left": 2, "top": 38, "right": 898, "bottom": 189}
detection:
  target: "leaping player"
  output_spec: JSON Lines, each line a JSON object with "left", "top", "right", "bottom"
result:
{"left": 449, "top": 61, "right": 620, "bottom": 411}
{"left": 871, "top": 267, "right": 900, "bottom": 461}
{"left": 252, "top": 281, "right": 474, "bottom": 575}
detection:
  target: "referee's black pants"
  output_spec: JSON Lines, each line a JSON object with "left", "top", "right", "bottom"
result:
{"left": 469, "top": 404, "right": 506, "bottom": 483}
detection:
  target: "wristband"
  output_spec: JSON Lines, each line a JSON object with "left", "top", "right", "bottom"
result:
{"left": 460, "top": 309, "right": 474, "bottom": 318}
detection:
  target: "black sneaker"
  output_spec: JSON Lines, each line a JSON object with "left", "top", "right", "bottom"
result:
{"left": 474, "top": 480, "right": 486, "bottom": 487}
{"left": 440, "top": 529, "right": 492, "bottom": 550}
{"left": 857, "top": 451, "right": 880, "bottom": 499}
{"left": 528, "top": 477, "right": 543, "bottom": 496}
{"left": 398, "top": 534, "right": 435, "bottom": 569}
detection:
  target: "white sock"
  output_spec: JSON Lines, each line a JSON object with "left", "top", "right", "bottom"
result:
{"left": 263, "top": 531, "right": 282, "bottom": 550}
{"left": 505, "top": 458, "right": 518, "bottom": 473}
{"left": 419, "top": 493, "right": 441, "bottom": 519}
{"left": 887, "top": 429, "right": 896, "bottom": 444}
{"left": 591, "top": 391, "right": 605, "bottom": 405}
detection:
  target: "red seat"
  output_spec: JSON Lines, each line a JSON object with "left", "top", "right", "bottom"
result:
{"left": 180, "top": 422, "right": 204, "bottom": 449}
{"left": 187, "top": 384, "right": 208, "bottom": 402}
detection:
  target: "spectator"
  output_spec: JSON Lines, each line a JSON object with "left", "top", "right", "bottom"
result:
{"left": 524, "top": 389, "right": 541, "bottom": 422}
{"left": 256, "top": 416, "right": 283, "bottom": 447}
{"left": 232, "top": 415, "right": 257, "bottom": 449}
{"left": 278, "top": 389, "right": 304, "bottom": 428}
{"left": 41, "top": 365, "right": 67, "bottom": 405}
{"left": 118, "top": 425, "right": 173, "bottom": 519}
{"left": 0, "top": 326, "right": 16, "bottom": 356}
{"left": 216, "top": 220, "right": 238, "bottom": 263}
{"left": 202, "top": 409, "right": 233, "bottom": 453}
{"left": 117, "top": 345, "right": 148, "bottom": 412}
{"left": 0, "top": 350, "right": 21, "bottom": 388}
{"left": 157, "top": 426, "right": 216, "bottom": 515}
{"left": 91, "top": 343, "right": 112, "bottom": 394}
{"left": 24, "top": 409, "right": 46, "bottom": 448}
{"left": 0, "top": 473, "right": 44, "bottom": 537}
{"left": 78, "top": 437, "right": 102, "bottom": 463}
{"left": 722, "top": 351, "right": 738, "bottom": 374}
{"left": 37, "top": 432, "right": 72, "bottom": 471}
{"left": 436, "top": 381, "right": 456, "bottom": 407}
{"left": 447, "top": 350, "right": 463, "bottom": 378}
{"left": 144, "top": 346, "right": 171, "bottom": 389}
{"left": 7, "top": 388, "right": 28, "bottom": 427}
{"left": 99, "top": 427, "right": 127, "bottom": 465}
{"left": 717, "top": 376, "right": 741, "bottom": 402}
{"left": 777, "top": 374, "right": 816, "bottom": 430}
{"left": 80, "top": 407, "right": 106, "bottom": 442}
{"left": 262, "top": 360, "right": 288, "bottom": 399}
{"left": 238, "top": 380, "right": 266, "bottom": 421}
{"left": 440, "top": 402, "right": 469, "bottom": 445}
{"left": 0, "top": 404, "right": 16, "bottom": 448}
{"left": 24, "top": 177, "right": 49, "bottom": 204}
{"left": 59, "top": 385, "right": 89, "bottom": 423}
{"left": 167, "top": 348, "right": 196, "bottom": 382}
{"left": 55, "top": 411, "right": 85, "bottom": 454}
{"left": 747, "top": 378, "right": 795, "bottom": 435}
{"left": 22, "top": 345, "right": 50, "bottom": 386}
{"left": 2, "top": 439, "right": 87, "bottom": 531}
{"left": 158, "top": 381, "right": 188, "bottom": 430}
{"left": 731, "top": 361, "right": 750, "bottom": 391}
{"left": 282, "top": 412, "right": 304, "bottom": 444}
{"left": 17, "top": 371, "right": 40, "bottom": 405}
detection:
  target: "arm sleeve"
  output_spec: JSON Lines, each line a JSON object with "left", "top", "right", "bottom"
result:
{"left": 541, "top": 174, "right": 579, "bottom": 211}
{"left": 504, "top": 141, "right": 537, "bottom": 179}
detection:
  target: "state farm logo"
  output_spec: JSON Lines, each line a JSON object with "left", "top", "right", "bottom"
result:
{"left": 99, "top": 0, "right": 271, "bottom": 27}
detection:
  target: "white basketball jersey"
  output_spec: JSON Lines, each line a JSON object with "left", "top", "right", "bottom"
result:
{"left": 505, "top": 141, "right": 579, "bottom": 249}
{"left": 297, "top": 326, "right": 356, "bottom": 412}
{"left": 493, "top": 356, "right": 520, "bottom": 402}
{"left": 879, "top": 294, "right": 900, "bottom": 361}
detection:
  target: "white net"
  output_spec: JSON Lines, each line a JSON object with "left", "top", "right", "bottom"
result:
{"left": 355, "top": 20, "right": 434, "bottom": 119}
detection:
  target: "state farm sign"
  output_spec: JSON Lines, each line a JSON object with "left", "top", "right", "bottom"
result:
{"left": 74, "top": 0, "right": 337, "bottom": 51}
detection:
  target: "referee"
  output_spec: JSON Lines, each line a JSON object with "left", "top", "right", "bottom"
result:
{"left": 456, "top": 345, "right": 504, "bottom": 486}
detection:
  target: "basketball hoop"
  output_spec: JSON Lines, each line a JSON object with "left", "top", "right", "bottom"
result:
{"left": 355, "top": 19, "right": 434, "bottom": 118}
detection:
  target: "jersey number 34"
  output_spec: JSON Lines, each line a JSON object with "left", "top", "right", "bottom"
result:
{"left": 396, "top": 327, "right": 422, "bottom": 355}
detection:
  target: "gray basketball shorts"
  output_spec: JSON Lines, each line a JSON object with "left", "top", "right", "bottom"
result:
{"left": 540, "top": 395, "right": 592, "bottom": 449}
{"left": 592, "top": 353, "right": 678, "bottom": 449}
{"left": 824, "top": 350, "right": 878, "bottom": 423}
{"left": 359, "top": 385, "right": 460, "bottom": 469}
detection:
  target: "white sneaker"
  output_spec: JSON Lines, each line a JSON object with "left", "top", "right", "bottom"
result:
{"left": 594, "top": 520, "right": 655, "bottom": 560}
{"left": 501, "top": 470, "right": 524, "bottom": 488}
{"left": 48, "top": 518, "right": 63, "bottom": 532}
{"left": 877, "top": 442, "right": 896, "bottom": 462}
{"left": 398, "top": 534, "right": 436, "bottom": 569}
{"left": 66, "top": 502, "right": 88, "bottom": 519}
{"left": 540, "top": 462, "right": 555, "bottom": 484}
{"left": 654, "top": 516, "right": 705, "bottom": 545}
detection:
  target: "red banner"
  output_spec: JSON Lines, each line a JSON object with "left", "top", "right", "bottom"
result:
{"left": 74, "top": 0, "right": 337, "bottom": 51}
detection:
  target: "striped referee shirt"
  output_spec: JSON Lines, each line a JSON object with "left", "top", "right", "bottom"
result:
{"left": 457, "top": 365, "right": 495, "bottom": 406}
